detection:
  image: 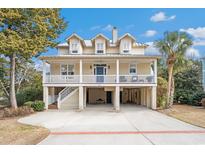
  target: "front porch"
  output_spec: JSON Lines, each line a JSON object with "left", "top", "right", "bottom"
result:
{"left": 42, "top": 58, "right": 157, "bottom": 85}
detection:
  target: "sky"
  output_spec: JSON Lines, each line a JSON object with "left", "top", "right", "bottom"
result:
{"left": 36, "top": 8, "right": 205, "bottom": 68}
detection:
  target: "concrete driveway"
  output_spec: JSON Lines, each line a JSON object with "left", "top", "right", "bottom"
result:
{"left": 19, "top": 104, "right": 205, "bottom": 145}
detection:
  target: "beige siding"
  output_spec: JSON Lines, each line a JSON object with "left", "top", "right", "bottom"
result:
{"left": 50, "top": 63, "right": 60, "bottom": 75}
{"left": 108, "top": 63, "right": 116, "bottom": 75}
{"left": 137, "top": 63, "right": 150, "bottom": 75}
{"left": 50, "top": 62, "right": 151, "bottom": 76}
{"left": 132, "top": 47, "right": 144, "bottom": 55}
{"left": 83, "top": 63, "right": 92, "bottom": 75}
{"left": 107, "top": 47, "right": 119, "bottom": 54}
{"left": 119, "top": 63, "right": 129, "bottom": 75}
{"left": 58, "top": 47, "right": 69, "bottom": 55}
{"left": 88, "top": 88, "right": 106, "bottom": 104}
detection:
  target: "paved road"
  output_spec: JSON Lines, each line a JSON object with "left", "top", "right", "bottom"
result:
{"left": 19, "top": 105, "right": 205, "bottom": 145}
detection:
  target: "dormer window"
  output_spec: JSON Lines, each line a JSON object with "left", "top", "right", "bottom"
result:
{"left": 123, "top": 42, "right": 130, "bottom": 53}
{"left": 96, "top": 43, "right": 104, "bottom": 54}
{"left": 71, "top": 43, "right": 78, "bottom": 54}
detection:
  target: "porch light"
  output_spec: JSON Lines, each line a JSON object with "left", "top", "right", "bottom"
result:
{"left": 90, "top": 65, "right": 92, "bottom": 69}
{"left": 108, "top": 65, "right": 110, "bottom": 69}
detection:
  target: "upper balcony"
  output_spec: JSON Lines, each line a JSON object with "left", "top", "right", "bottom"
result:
{"left": 42, "top": 57, "right": 158, "bottom": 85}
{"left": 45, "top": 74, "right": 155, "bottom": 84}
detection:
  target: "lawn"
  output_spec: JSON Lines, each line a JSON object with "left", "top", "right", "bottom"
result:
{"left": 158, "top": 104, "right": 205, "bottom": 128}
{"left": 0, "top": 113, "right": 49, "bottom": 145}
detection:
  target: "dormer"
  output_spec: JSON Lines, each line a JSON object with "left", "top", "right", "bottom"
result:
{"left": 118, "top": 33, "right": 136, "bottom": 54}
{"left": 66, "top": 33, "right": 84, "bottom": 54}
{"left": 91, "top": 34, "right": 109, "bottom": 54}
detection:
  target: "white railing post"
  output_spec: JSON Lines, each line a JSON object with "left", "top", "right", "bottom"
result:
{"left": 116, "top": 59, "right": 119, "bottom": 83}
{"left": 80, "top": 59, "right": 82, "bottom": 83}
{"left": 154, "top": 59, "right": 157, "bottom": 84}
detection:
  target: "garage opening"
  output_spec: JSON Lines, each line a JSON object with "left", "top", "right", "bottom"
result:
{"left": 87, "top": 87, "right": 113, "bottom": 105}
{"left": 121, "top": 88, "right": 141, "bottom": 104}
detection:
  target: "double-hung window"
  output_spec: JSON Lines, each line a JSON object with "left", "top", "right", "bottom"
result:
{"left": 70, "top": 42, "right": 78, "bottom": 54}
{"left": 96, "top": 43, "right": 104, "bottom": 54}
{"left": 129, "top": 64, "right": 136, "bottom": 74}
{"left": 123, "top": 42, "right": 130, "bottom": 53}
{"left": 61, "top": 64, "right": 74, "bottom": 75}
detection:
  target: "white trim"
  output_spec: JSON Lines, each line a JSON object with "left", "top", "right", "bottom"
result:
{"left": 118, "top": 33, "right": 136, "bottom": 41}
{"left": 91, "top": 33, "right": 110, "bottom": 41}
{"left": 66, "top": 33, "right": 83, "bottom": 41}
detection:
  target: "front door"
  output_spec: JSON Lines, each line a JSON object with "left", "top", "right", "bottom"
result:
{"left": 106, "top": 91, "right": 112, "bottom": 104}
{"left": 96, "top": 66, "right": 104, "bottom": 82}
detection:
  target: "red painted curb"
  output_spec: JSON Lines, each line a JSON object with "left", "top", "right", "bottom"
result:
{"left": 50, "top": 130, "right": 205, "bottom": 135}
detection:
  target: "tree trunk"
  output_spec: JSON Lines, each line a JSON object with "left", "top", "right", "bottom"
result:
{"left": 166, "top": 63, "right": 174, "bottom": 108}
{"left": 9, "top": 52, "right": 17, "bottom": 109}
{"left": 169, "top": 77, "right": 175, "bottom": 107}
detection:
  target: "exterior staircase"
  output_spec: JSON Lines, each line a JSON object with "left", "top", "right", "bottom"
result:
{"left": 57, "top": 87, "right": 79, "bottom": 109}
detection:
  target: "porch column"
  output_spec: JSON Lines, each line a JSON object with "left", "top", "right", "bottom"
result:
{"left": 151, "top": 86, "right": 157, "bottom": 110}
{"left": 114, "top": 86, "right": 120, "bottom": 111}
{"left": 154, "top": 59, "right": 157, "bottom": 83}
{"left": 83, "top": 87, "right": 87, "bottom": 108}
{"left": 116, "top": 59, "right": 119, "bottom": 83}
{"left": 80, "top": 59, "right": 83, "bottom": 83}
{"left": 146, "top": 88, "right": 151, "bottom": 108}
{"left": 43, "top": 61, "right": 46, "bottom": 83}
{"left": 79, "top": 86, "right": 84, "bottom": 110}
{"left": 43, "top": 86, "right": 48, "bottom": 110}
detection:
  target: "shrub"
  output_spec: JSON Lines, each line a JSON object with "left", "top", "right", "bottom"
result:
{"left": 174, "top": 61, "right": 205, "bottom": 106}
{"left": 2, "top": 106, "right": 34, "bottom": 117}
{"left": 157, "top": 77, "right": 168, "bottom": 109}
{"left": 16, "top": 87, "right": 43, "bottom": 106}
{"left": 24, "top": 101, "right": 34, "bottom": 107}
{"left": 31, "top": 100, "right": 45, "bottom": 111}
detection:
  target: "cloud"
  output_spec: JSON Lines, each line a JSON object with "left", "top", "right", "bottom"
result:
{"left": 145, "top": 42, "right": 161, "bottom": 55}
{"left": 193, "top": 39, "right": 205, "bottom": 46}
{"left": 186, "top": 47, "right": 200, "bottom": 59}
{"left": 180, "top": 27, "right": 205, "bottom": 39}
{"left": 150, "top": 12, "right": 176, "bottom": 22}
{"left": 144, "top": 30, "right": 157, "bottom": 37}
{"left": 102, "top": 24, "right": 113, "bottom": 32}
{"left": 90, "top": 25, "right": 102, "bottom": 31}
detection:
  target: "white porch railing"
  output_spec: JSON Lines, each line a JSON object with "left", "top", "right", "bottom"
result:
{"left": 45, "top": 75, "right": 155, "bottom": 84}
{"left": 45, "top": 75, "right": 80, "bottom": 83}
{"left": 83, "top": 75, "right": 116, "bottom": 83}
{"left": 119, "top": 75, "right": 155, "bottom": 83}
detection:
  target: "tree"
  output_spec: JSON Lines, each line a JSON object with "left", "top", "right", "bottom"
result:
{"left": 174, "top": 60, "right": 205, "bottom": 105}
{"left": 0, "top": 9, "right": 66, "bottom": 108}
{"left": 154, "top": 31, "right": 193, "bottom": 108}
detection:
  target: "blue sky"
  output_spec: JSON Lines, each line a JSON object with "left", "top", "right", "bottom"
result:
{"left": 37, "top": 8, "right": 205, "bottom": 67}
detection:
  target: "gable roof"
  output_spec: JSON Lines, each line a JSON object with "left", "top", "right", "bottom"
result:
{"left": 91, "top": 33, "right": 110, "bottom": 41}
{"left": 118, "top": 33, "right": 136, "bottom": 41}
{"left": 66, "top": 33, "right": 84, "bottom": 41}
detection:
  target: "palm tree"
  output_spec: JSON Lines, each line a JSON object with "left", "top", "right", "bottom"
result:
{"left": 154, "top": 31, "right": 193, "bottom": 107}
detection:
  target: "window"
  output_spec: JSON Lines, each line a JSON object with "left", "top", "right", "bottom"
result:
{"left": 71, "top": 42, "right": 78, "bottom": 54}
{"left": 123, "top": 42, "right": 130, "bottom": 53}
{"left": 61, "top": 64, "right": 74, "bottom": 75}
{"left": 129, "top": 64, "right": 136, "bottom": 74}
{"left": 96, "top": 43, "right": 104, "bottom": 54}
